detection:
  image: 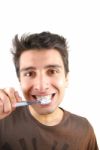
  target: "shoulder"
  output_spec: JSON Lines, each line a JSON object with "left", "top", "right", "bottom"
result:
{"left": 61, "top": 108, "right": 99, "bottom": 149}
{"left": 63, "top": 109, "right": 98, "bottom": 140}
{"left": 62, "top": 108, "right": 94, "bottom": 134}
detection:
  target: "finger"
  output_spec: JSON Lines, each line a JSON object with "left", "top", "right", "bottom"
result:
{"left": 0, "top": 99, "right": 3, "bottom": 114}
{"left": 3, "top": 88, "right": 22, "bottom": 108}
{"left": 3, "top": 96, "right": 12, "bottom": 113}
{"left": 14, "top": 91, "right": 22, "bottom": 102}
{"left": 0, "top": 99, "right": 11, "bottom": 119}
{"left": 0, "top": 90, "right": 12, "bottom": 113}
{"left": 3, "top": 87, "right": 19, "bottom": 105}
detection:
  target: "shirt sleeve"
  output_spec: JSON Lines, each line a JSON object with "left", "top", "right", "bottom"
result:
{"left": 86, "top": 119, "right": 99, "bottom": 150}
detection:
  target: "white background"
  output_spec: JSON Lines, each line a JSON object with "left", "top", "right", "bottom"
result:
{"left": 0, "top": 0, "right": 100, "bottom": 148}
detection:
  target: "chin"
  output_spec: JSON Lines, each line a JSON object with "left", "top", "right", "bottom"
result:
{"left": 38, "top": 109, "right": 55, "bottom": 115}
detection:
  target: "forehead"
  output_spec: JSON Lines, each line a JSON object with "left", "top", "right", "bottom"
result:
{"left": 19, "top": 49, "right": 64, "bottom": 69}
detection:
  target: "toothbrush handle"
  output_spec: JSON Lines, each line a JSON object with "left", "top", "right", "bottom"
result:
{"left": 16, "top": 101, "right": 29, "bottom": 107}
{"left": 16, "top": 100, "right": 40, "bottom": 107}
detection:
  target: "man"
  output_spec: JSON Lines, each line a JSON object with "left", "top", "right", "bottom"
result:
{"left": 0, "top": 32, "right": 99, "bottom": 150}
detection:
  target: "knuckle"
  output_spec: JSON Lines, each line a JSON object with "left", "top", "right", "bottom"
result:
{"left": 0, "top": 90, "right": 8, "bottom": 101}
{"left": 4, "top": 106, "right": 12, "bottom": 113}
{"left": 0, "top": 101, "right": 3, "bottom": 107}
{"left": 3, "top": 87, "right": 15, "bottom": 94}
{"left": 3, "top": 87, "right": 16, "bottom": 102}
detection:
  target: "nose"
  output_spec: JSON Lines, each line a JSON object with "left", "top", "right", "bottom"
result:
{"left": 33, "top": 72, "right": 50, "bottom": 92}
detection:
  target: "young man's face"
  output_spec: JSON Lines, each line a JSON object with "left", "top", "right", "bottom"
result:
{"left": 19, "top": 49, "right": 68, "bottom": 115}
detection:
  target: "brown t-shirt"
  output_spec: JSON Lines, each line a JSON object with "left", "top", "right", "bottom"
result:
{"left": 0, "top": 107, "right": 99, "bottom": 150}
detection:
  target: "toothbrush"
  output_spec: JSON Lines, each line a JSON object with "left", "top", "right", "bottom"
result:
{"left": 16, "top": 98, "right": 51, "bottom": 107}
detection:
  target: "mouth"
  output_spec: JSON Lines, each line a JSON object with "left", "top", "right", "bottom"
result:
{"left": 31, "top": 93, "right": 55, "bottom": 105}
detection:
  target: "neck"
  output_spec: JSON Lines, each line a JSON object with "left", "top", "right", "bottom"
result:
{"left": 29, "top": 107, "right": 64, "bottom": 126}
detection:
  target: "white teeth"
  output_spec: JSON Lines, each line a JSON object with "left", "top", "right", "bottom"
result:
{"left": 36, "top": 95, "right": 52, "bottom": 105}
{"left": 40, "top": 98, "right": 51, "bottom": 105}
{"left": 36, "top": 95, "right": 51, "bottom": 99}
{"left": 36, "top": 95, "right": 51, "bottom": 101}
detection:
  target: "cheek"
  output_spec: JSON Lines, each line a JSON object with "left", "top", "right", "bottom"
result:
{"left": 54, "top": 78, "right": 66, "bottom": 89}
{"left": 20, "top": 83, "right": 30, "bottom": 99}
{"left": 20, "top": 80, "right": 30, "bottom": 94}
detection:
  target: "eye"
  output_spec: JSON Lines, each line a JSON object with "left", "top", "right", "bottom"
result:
{"left": 47, "top": 69, "right": 59, "bottom": 76}
{"left": 24, "top": 71, "right": 36, "bottom": 77}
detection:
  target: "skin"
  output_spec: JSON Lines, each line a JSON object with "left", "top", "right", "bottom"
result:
{"left": 19, "top": 49, "right": 68, "bottom": 125}
{"left": 0, "top": 49, "right": 68, "bottom": 126}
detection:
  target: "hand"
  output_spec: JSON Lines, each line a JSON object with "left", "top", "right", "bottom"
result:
{"left": 0, "top": 87, "right": 22, "bottom": 120}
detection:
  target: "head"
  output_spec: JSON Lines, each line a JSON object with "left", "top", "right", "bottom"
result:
{"left": 11, "top": 31, "right": 69, "bottom": 78}
{"left": 11, "top": 32, "right": 69, "bottom": 115}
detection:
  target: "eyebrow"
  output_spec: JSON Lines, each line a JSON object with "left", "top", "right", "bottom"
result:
{"left": 20, "top": 64, "right": 62, "bottom": 72}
